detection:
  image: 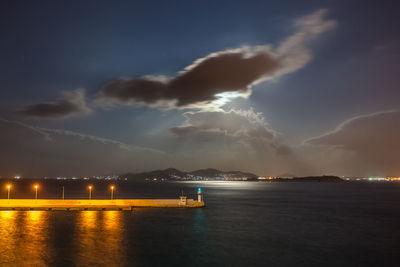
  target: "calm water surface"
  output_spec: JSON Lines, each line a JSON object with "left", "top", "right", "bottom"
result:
{"left": 0, "top": 181, "right": 399, "bottom": 266}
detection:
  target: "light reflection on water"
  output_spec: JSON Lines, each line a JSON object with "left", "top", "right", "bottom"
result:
{"left": 74, "top": 211, "right": 125, "bottom": 266}
{"left": 22, "top": 211, "right": 51, "bottom": 265}
{"left": 0, "top": 211, "right": 17, "bottom": 265}
{"left": 0, "top": 211, "right": 52, "bottom": 266}
{"left": 0, "top": 210, "right": 125, "bottom": 266}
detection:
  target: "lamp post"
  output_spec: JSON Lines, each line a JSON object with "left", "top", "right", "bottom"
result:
{"left": 34, "top": 185, "right": 39, "bottom": 200}
{"left": 88, "top": 185, "right": 92, "bottom": 200}
{"left": 110, "top": 185, "right": 115, "bottom": 200}
{"left": 7, "top": 184, "right": 11, "bottom": 200}
{"left": 62, "top": 186, "right": 65, "bottom": 200}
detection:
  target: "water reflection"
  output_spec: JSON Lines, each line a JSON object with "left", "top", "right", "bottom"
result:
{"left": 0, "top": 211, "right": 126, "bottom": 265}
{"left": 22, "top": 211, "right": 52, "bottom": 264}
{"left": 0, "top": 211, "right": 52, "bottom": 266}
{"left": 103, "top": 210, "right": 121, "bottom": 231}
{"left": 0, "top": 211, "right": 17, "bottom": 265}
{"left": 75, "top": 211, "right": 125, "bottom": 266}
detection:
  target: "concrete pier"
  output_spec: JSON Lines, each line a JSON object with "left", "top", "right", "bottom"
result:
{"left": 0, "top": 198, "right": 205, "bottom": 210}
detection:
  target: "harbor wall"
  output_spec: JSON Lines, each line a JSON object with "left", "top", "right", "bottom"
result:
{"left": 0, "top": 199, "right": 204, "bottom": 210}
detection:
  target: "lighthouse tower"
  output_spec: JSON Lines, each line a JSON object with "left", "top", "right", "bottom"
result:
{"left": 197, "top": 187, "right": 202, "bottom": 202}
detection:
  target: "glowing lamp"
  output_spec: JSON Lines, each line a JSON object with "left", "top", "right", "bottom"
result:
{"left": 6, "top": 184, "right": 11, "bottom": 200}
{"left": 110, "top": 185, "right": 115, "bottom": 200}
{"left": 88, "top": 185, "right": 93, "bottom": 200}
{"left": 34, "top": 184, "right": 39, "bottom": 199}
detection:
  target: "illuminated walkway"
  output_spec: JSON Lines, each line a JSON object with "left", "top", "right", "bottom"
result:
{"left": 0, "top": 198, "right": 205, "bottom": 210}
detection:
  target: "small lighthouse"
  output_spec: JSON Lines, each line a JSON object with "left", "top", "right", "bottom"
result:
{"left": 197, "top": 187, "right": 202, "bottom": 202}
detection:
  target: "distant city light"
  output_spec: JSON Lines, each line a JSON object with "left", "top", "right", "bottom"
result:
{"left": 386, "top": 177, "right": 400, "bottom": 181}
{"left": 258, "top": 176, "right": 275, "bottom": 180}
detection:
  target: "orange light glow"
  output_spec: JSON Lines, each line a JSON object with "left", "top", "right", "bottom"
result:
{"left": 6, "top": 184, "right": 11, "bottom": 189}
{"left": 34, "top": 185, "right": 38, "bottom": 189}
{"left": 386, "top": 177, "right": 400, "bottom": 181}
{"left": 88, "top": 186, "right": 92, "bottom": 190}
{"left": 111, "top": 186, "right": 114, "bottom": 190}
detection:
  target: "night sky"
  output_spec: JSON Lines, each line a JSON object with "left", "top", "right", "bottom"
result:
{"left": 1, "top": 0, "right": 399, "bottom": 177}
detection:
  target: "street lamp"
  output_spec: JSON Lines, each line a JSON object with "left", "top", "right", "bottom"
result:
{"left": 34, "top": 184, "right": 39, "bottom": 199}
{"left": 6, "top": 184, "right": 11, "bottom": 200}
{"left": 88, "top": 185, "right": 92, "bottom": 200}
{"left": 110, "top": 185, "right": 115, "bottom": 200}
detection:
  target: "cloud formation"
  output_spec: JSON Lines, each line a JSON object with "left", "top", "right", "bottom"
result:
{"left": 306, "top": 110, "right": 400, "bottom": 175}
{"left": 97, "top": 9, "right": 336, "bottom": 110}
{"left": 97, "top": 50, "right": 280, "bottom": 110}
{"left": 170, "top": 108, "right": 277, "bottom": 143}
{"left": 167, "top": 109, "right": 313, "bottom": 175}
{"left": 0, "top": 118, "right": 166, "bottom": 176}
{"left": 16, "top": 88, "right": 91, "bottom": 119}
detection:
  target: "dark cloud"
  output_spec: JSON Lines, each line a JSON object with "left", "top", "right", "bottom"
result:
{"left": 99, "top": 51, "right": 280, "bottom": 109}
{"left": 16, "top": 89, "right": 91, "bottom": 119}
{"left": 97, "top": 9, "right": 336, "bottom": 110}
{"left": 306, "top": 110, "right": 400, "bottom": 175}
{"left": 170, "top": 52, "right": 281, "bottom": 106}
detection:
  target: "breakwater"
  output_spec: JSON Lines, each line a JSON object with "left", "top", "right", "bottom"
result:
{"left": 0, "top": 198, "right": 204, "bottom": 210}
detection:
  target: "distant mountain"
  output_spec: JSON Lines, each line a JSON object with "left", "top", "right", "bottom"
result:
{"left": 274, "top": 175, "right": 344, "bottom": 182}
{"left": 189, "top": 168, "right": 257, "bottom": 179}
{"left": 278, "top": 173, "right": 296, "bottom": 178}
{"left": 189, "top": 168, "right": 221, "bottom": 177}
{"left": 122, "top": 168, "right": 187, "bottom": 180}
{"left": 226, "top": 170, "right": 258, "bottom": 179}
{"left": 121, "top": 168, "right": 258, "bottom": 181}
